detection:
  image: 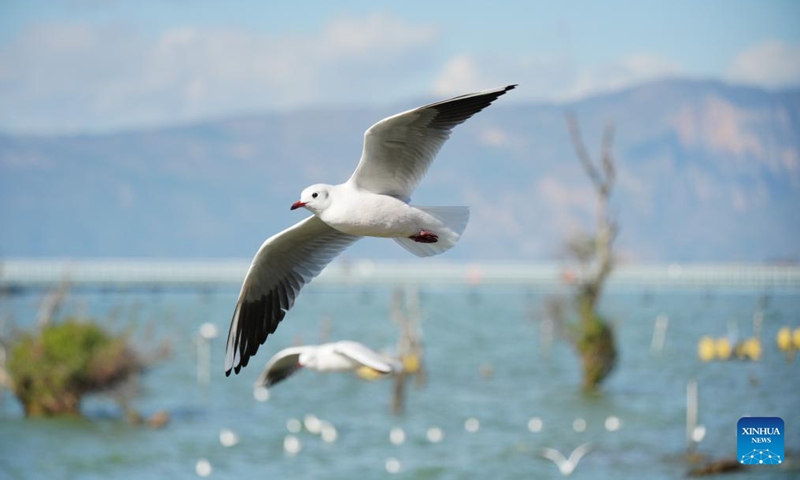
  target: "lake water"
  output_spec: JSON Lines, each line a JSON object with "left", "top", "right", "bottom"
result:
{"left": 1, "top": 284, "right": 798, "bottom": 479}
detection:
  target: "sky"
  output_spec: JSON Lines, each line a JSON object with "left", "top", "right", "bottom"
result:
{"left": 1, "top": 0, "right": 799, "bottom": 134}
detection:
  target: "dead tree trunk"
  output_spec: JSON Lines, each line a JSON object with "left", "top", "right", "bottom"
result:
{"left": 390, "top": 286, "right": 426, "bottom": 414}
{"left": 565, "top": 113, "right": 619, "bottom": 391}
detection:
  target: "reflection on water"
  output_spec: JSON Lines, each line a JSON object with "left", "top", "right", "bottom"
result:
{"left": 1, "top": 285, "right": 798, "bottom": 479}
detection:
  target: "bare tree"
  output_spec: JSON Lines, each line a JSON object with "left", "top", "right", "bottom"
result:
{"left": 560, "top": 113, "right": 619, "bottom": 391}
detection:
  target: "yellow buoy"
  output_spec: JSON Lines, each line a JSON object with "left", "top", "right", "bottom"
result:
{"left": 698, "top": 336, "right": 716, "bottom": 362}
{"left": 355, "top": 366, "right": 384, "bottom": 381}
{"left": 777, "top": 327, "right": 792, "bottom": 351}
{"left": 739, "top": 338, "right": 762, "bottom": 361}
{"left": 793, "top": 328, "right": 800, "bottom": 349}
{"left": 715, "top": 337, "right": 732, "bottom": 360}
{"left": 402, "top": 355, "right": 421, "bottom": 374}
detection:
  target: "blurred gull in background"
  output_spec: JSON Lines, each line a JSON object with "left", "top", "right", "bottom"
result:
{"left": 539, "top": 443, "right": 593, "bottom": 477}
{"left": 253, "top": 341, "right": 402, "bottom": 389}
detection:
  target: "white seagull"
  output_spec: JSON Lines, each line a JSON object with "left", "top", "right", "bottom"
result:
{"left": 539, "top": 443, "right": 593, "bottom": 476}
{"left": 254, "top": 341, "right": 402, "bottom": 388}
{"left": 225, "top": 85, "right": 517, "bottom": 375}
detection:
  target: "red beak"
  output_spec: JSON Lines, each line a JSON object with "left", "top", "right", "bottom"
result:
{"left": 290, "top": 201, "right": 306, "bottom": 211}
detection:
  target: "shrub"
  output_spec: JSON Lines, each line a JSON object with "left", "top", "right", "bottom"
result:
{"left": 7, "top": 318, "right": 141, "bottom": 417}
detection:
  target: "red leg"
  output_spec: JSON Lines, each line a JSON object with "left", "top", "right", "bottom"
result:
{"left": 409, "top": 230, "right": 438, "bottom": 243}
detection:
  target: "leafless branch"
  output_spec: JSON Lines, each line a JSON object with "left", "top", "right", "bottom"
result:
{"left": 566, "top": 112, "right": 603, "bottom": 188}
{"left": 565, "top": 113, "right": 619, "bottom": 306}
{"left": 601, "top": 120, "right": 616, "bottom": 194}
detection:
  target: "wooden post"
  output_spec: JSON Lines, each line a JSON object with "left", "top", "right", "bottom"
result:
{"left": 390, "top": 286, "right": 426, "bottom": 414}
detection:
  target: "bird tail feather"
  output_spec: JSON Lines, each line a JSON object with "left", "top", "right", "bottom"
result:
{"left": 394, "top": 206, "right": 470, "bottom": 257}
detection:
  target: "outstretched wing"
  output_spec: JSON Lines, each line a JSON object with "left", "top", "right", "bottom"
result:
{"left": 334, "top": 341, "right": 401, "bottom": 373}
{"left": 347, "top": 85, "right": 516, "bottom": 200}
{"left": 225, "top": 216, "right": 360, "bottom": 375}
{"left": 567, "top": 442, "right": 593, "bottom": 465}
{"left": 540, "top": 447, "right": 568, "bottom": 468}
{"left": 253, "top": 346, "right": 309, "bottom": 388}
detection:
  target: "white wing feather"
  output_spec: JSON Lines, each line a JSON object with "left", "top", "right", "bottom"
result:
{"left": 334, "top": 341, "right": 400, "bottom": 373}
{"left": 347, "top": 85, "right": 516, "bottom": 199}
{"left": 225, "top": 216, "right": 360, "bottom": 375}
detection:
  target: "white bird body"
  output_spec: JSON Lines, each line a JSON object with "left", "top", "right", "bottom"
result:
{"left": 225, "top": 85, "right": 516, "bottom": 375}
{"left": 314, "top": 184, "right": 465, "bottom": 251}
{"left": 254, "top": 341, "right": 402, "bottom": 388}
{"left": 313, "top": 184, "right": 420, "bottom": 238}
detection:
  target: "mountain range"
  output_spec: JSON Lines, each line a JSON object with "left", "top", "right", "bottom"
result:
{"left": 1, "top": 79, "right": 798, "bottom": 263}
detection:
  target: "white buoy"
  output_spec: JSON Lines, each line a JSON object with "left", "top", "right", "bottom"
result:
{"left": 604, "top": 416, "right": 621, "bottom": 432}
{"left": 253, "top": 386, "right": 270, "bottom": 402}
{"left": 284, "top": 435, "right": 302, "bottom": 455}
{"left": 196, "top": 323, "right": 219, "bottom": 386}
{"left": 572, "top": 418, "right": 587, "bottom": 432}
{"left": 195, "top": 458, "right": 212, "bottom": 477}
{"left": 692, "top": 424, "right": 707, "bottom": 443}
{"left": 219, "top": 428, "right": 239, "bottom": 447}
{"left": 426, "top": 427, "right": 444, "bottom": 443}
{"left": 199, "top": 323, "right": 219, "bottom": 340}
{"left": 464, "top": 417, "right": 480, "bottom": 433}
{"left": 321, "top": 421, "right": 338, "bottom": 443}
{"left": 304, "top": 414, "right": 322, "bottom": 434}
{"left": 687, "top": 378, "right": 698, "bottom": 448}
{"left": 528, "top": 417, "right": 544, "bottom": 433}
{"left": 650, "top": 314, "right": 669, "bottom": 355}
{"left": 286, "top": 418, "right": 301, "bottom": 433}
{"left": 385, "top": 457, "right": 401, "bottom": 474}
{"left": 389, "top": 427, "right": 406, "bottom": 445}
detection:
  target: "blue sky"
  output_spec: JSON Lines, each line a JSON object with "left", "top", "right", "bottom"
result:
{"left": 1, "top": 0, "right": 799, "bottom": 134}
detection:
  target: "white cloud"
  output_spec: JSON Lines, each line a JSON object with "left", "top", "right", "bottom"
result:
{"left": 321, "top": 14, "right": 437, "bottom": 57}
{"left": 11, "top": 15, "right": 796, "bottom": 136}
{"left": 432, "top": 53, "right": 571, "bottom": 98}
{"left": 433, "top": 55, "right": 483, "bottom": 96}
{"left": 726, "top": 40, "right": 800, "bottom": 88}
{"left": 431, "top": 52, "right": 681, "bottom": 102}
{"left": 562, "top": 53, "right": 682, "bottom": 100}
{"left": 0, "top": 14, "right": 438, "bottom": 134}
{"left": 477, "top": 126, "right": 510, "bottom": 147}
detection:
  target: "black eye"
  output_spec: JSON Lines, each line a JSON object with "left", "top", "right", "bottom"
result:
{"left": 311, "top": 192, "right": 318, "bottom": 199}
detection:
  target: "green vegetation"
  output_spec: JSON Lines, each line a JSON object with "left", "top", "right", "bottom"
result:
{"left": 7, "top": 318, "right": 141, "bottom": 417}
{"left": 574, "top": 289, "right": 617, "bottom": 390}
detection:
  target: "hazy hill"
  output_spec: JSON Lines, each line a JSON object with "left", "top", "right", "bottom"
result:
{"left": 1, "top": 79, "right": 798, "bottom": 262}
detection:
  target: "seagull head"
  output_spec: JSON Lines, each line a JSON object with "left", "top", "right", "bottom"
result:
{"left": 292, "top": 184, "right": 332, "bottom": 213}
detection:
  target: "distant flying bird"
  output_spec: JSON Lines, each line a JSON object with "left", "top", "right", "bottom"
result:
{"left": 225, "top": 85, "right": 517, "bottom": 375}
{"left": 539, "top": 443, "right": 593, "bottom": 476}
{"left": 253, "top": 341, "right": 402, "bottom": 388}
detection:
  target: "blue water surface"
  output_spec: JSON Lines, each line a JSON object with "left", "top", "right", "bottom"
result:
{"left": 1, "top": 284, "right": 798, "bottom": 479}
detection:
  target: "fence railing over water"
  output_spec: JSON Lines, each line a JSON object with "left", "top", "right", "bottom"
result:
{"left": 2, "top": 259, "right": 799, "bottom": 290}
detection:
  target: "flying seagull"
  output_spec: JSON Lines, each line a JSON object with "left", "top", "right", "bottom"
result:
{"left": 539, "top": 443, "right": 593, "bottom": 476}
{"left": 225, "top": 84, "right": 517, "bottom": 375}
{"left": 254, "top": 341, "right": 402, "bottom": 388}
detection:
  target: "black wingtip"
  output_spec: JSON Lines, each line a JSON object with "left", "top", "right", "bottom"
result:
{"left": 495, "top": 84, "right": 517, "bottom": 96}
{"left": 486, "top": 84, "right": 516, "bottom": 95}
